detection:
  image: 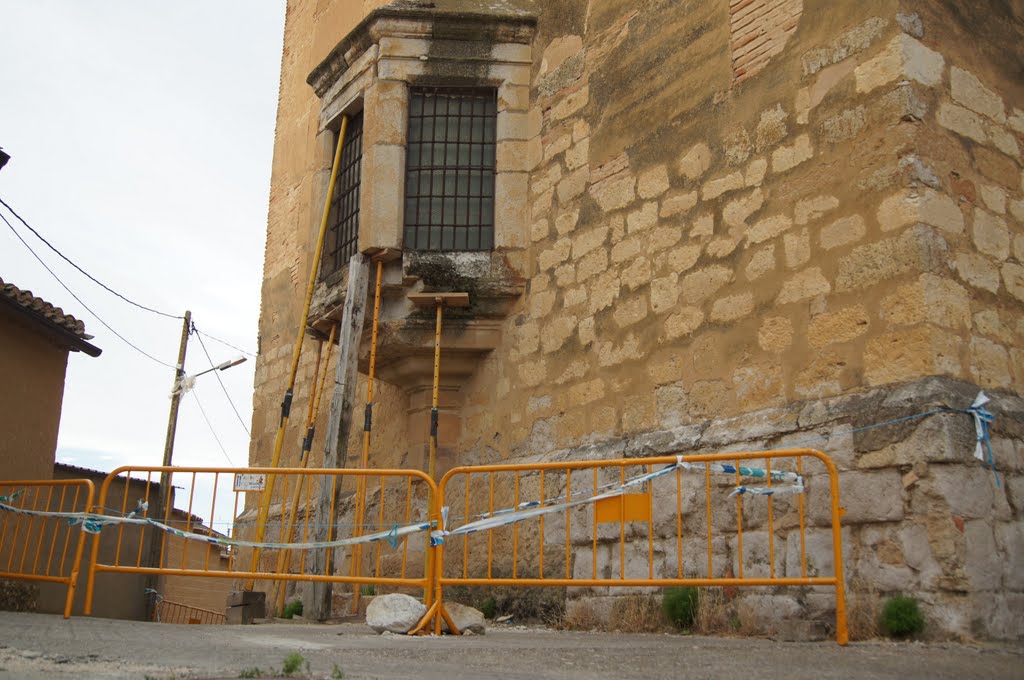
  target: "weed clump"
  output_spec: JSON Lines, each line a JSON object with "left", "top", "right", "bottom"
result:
{"left": 611, "top": 594, "right": 666, "bottom": 633}
{"left": 281, "top": 599, "right": 303, "bottom": 619}
{"left": 444, "top": 585, "right": 564, "bottom": 623}
{"left": 558, "top": 600, "right": 603, "bottom": 631}
{"left": 880, "top": 595, "right": 924, "bottom": 638}
{"left": 662, "top": 586, "right": 699, "bottom": 629}
{"left": 281, "top": 652, "right": 305, "bottom": 676}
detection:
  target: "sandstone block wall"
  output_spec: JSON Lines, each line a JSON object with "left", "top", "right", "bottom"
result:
{"left": 442, "top": 376, "right": 1023, "bottom": 639}
{"left": 253, "top": 0, "right": 1024, "bottom": 638}
{"left": 461, "top": 3, "right": 1023, "bottom": 464}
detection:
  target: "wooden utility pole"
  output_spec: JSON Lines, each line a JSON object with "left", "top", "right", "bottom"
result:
{"left": 310, "top": 254, "right": 369, "bottom": 620}
{"left": 145, "top": 309, "right": 191, "bottom": 620}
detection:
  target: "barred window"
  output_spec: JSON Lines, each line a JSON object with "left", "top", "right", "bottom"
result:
{"left": 404, "top": 87, "right": 497, "bottom": 251}
{"left": 322, "top": 111, "right": 364, "bottom": 278}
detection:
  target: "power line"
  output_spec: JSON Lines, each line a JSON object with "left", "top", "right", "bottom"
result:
{"left": 190, "top": 388, "right": 237, "bottom": 467}
{"left": 194, "top": 330, "right": 251, "bottom": 436}
{"left": 0, "top": 196, "right": 258, "bottom": 360}
{"left": 1, "top": 210, "right": 177, "bottom": 370}
{"left": 0, "top": 196, "right": 184, "bottom": 320}
{"left": 193, "top": 326, "right": 256, "bottom": 358}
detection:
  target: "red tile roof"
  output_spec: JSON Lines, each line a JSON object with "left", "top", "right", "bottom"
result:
{"left": 1, "top": 276, "right": 92, "bottom": 339}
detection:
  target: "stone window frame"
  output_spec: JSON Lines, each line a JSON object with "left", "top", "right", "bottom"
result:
{"left": 307, "top": 10, "right": 536, "bottom": 271}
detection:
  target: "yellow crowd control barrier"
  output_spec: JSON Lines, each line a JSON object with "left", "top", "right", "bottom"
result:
{"left": 6, "top": 449, "right": 847, "bottom": 643}
{"left": 0, "top": 478, "right": 95, "bottom": 618}
{"left": 83, "top": 465, "right": 442, "bottom": 630}
{"left": 434, "top": 449, "right": 848, "bottom": 644}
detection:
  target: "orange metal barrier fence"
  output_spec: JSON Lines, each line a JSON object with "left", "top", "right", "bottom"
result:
{"left": 83, "top": 466, "right": 440, "bottom": 621}
{"left": 433, "top": 450, "right": 848, "bottom": 644}
{"left": 0, "top": 478, "right": 95, "bottom": 618}
{"left": 4, "top": 450, "right": 847, "bottom": 643}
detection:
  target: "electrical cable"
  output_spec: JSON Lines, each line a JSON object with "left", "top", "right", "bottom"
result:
{"left": 190, "top": 388, "right": 237, "bottom": 467}
{"left": 0, "top": 196, "right": 184, "bottom": 320}
{"left": 194, "top": 330, "right": 251, "bottom": 436}
{"left": 1, "top": 210, "right": 177, "bottom": 369}
{"left": 193, "top": 326, "right": 256, "bottom": 358}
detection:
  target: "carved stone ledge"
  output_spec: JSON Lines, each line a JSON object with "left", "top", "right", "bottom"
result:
{"left": 308, "top": 1, "right": 536, "bottom": 98}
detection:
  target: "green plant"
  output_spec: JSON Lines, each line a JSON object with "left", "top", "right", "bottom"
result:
{"left": 479, "top": 596, "right": 497, "bottom": 619}
{"left": 281, "top": 599, "right": 304, "bottom": 619}
{"left": 880, "top": 595, "right": 924, "bottom": 638}
{"left": 662, "top": 586, "right": 699, "bottom": 629}
{"left": 332, "top": 663, "right": 346, "bottom": 679}
{"left": 360, "top": 584, "right": 376, "bottom": 596}
{"left": 281, "top": 652, "right": 305, "bottom": 676}
{"left": 238, "top": 669, "right": 263, "bottom": 679}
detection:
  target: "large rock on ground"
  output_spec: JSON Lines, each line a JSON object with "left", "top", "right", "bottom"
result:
{"left": 365, "top": 594, "right": 427, "bottom": 634}
{"left": 442, "top": 602, "right": 486, "bottom": 635}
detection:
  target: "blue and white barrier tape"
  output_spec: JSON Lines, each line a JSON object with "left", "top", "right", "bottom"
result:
{"left": 449, "top": 457, "right": 804, "bottom": 526}
{"left": 0, "top": 499, "right": 434, "bottom": 551}
{"left": 967, "top": 391, "right": 1000, "bottom": 487}
{"left": 127, "top": 516, "right": 434, "bottom": 551}
{"left": 729, "top": 482, "right": 805, "bottom": 498}
{"left": 430, "top": 456, "right": 805, "bottom": 545}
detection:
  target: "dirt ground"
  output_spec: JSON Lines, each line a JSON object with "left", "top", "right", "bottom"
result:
{"left": 0, "top": 611, "right": 1020, "bottom": 679}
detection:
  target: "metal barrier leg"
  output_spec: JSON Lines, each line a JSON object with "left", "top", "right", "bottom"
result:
{"left": 828, "top": 457, "right": 849, "bottom": 646}
{"left": 84, "top": 531, "right": 100, "bottom": 616}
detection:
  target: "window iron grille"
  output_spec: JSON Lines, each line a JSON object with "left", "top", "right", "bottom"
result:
{"left": 323, "top": 111, "right": 364, "bottom": 278}
{"left": 403, "top": 87, "right": 497, "bottom": 251}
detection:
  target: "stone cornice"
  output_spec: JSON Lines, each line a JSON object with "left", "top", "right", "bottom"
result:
{"left": 307, "top": 4, "right": 537, "bottom": 98}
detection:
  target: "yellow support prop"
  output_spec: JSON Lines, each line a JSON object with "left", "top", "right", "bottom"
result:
{"left": 273, "top": 322, "right": 338, "bottom": 615}
{"left": 247, "top": 115, "right": 349, "bottom": 588}
{"left": 406, "top": 292, "right": 469, "bottom": 483}
{"left": 430, "top": 301, "right": 442, "bottom": 482}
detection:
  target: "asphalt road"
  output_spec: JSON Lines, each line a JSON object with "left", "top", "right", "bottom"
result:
{"left": 0, "top": 612, "right": 1020, "bottom": 679}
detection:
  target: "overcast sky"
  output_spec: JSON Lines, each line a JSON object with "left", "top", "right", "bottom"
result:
{"left": 0, "top": 1, "right": 286, "bottom": 529}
